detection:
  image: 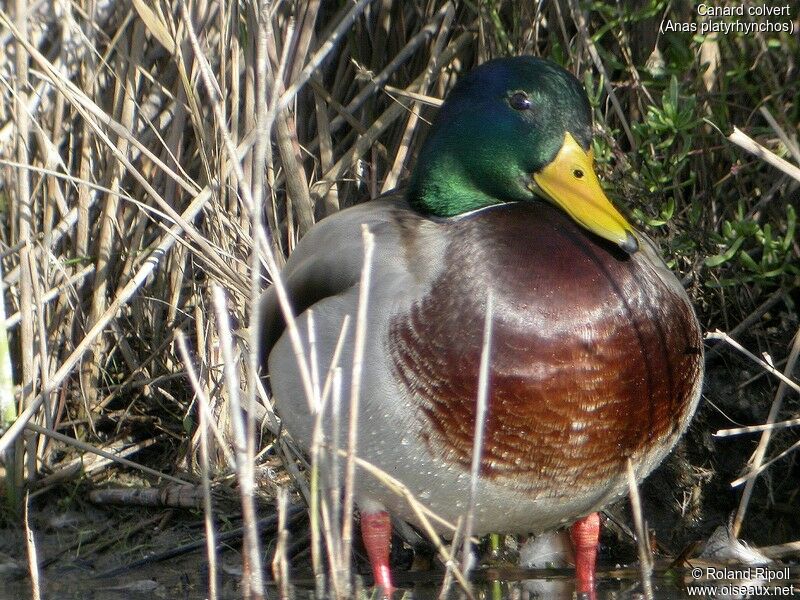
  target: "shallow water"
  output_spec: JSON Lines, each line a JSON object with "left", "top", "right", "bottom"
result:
{"left": 411, "top": 566, "right": 800, "bottom": 600}
{"left": 3, "top": 567, "right": 798, "bottom": 600}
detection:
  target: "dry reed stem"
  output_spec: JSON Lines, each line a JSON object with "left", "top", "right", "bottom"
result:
{"left": 382, "top": 3, "right": 454, "bottom": 193}
{"left": 0, "top": 34, "right": 236, "bottom": 289}
{"left": 566, "top": 0, "right": 635, "bottom": 150}
{"left": 318, "top": 316, "right": 352, "bottom": 411}
{"left": 758, "top": 106, "right": 800, "bottom": 165}
{"left": 383, "top": 86, "right": 444, "bottom": 107}
{"left": 305, "top": 310, "right": 324, "bottom": 593}
{"left": 273, "top": 487, "right": 291, "bottom": 600}
{"left": 4, "top": 264, "right": 94, "bottom": 328}
{"left": 24, "top": 492, "right": 41, "bottom": 600}
{"left": 25, "top": 421, "right": 189, "bottom": 485}
{"left": 438, "top": 515, "right": 463, "bottom": 600}
{"left": 309, "top": 410, "right": 325, "bottom": 597}
{"left": 0, "top": 165, "right": 99, "bottom": 286}
{"left": 462, "top": 289, "right": 494, "bottom": 576}
{"left": 728, "top": 127, "right": 800, "bottom": 183}
{"left": 0, "top": 256, "right": 16, "bottom": 430}
{"left": 0, "top": 0, "right": 334, "bottom": 464}
{"left": 715, "top": 416, "right": 800, "bottom": 437}
{"left": 87, "top": 485, "right": 202, "bottom": 508}
{"left": 329, "top": 2, "right": 452, "bottom": 138}
{"left": 627, "top": 459, "right": 653, "bottom": 600}
{"left": 327, "top": 367, "right": 345, "bottom": 597}
{"left": 13, "top": 0, "right": 35, "bottom": 495}
{"left": 308, "top": 316, "right": 351, "bottom": 598}
{"left": 286, "top": 1, "right": 321, "bottom": 85}
{"left": 706, "top": 331, "right": 800, "bottom": 395}
{"left": 84, "top": 20, "right": 144, "bottom": 412}
{"left": 244, "top": 3, "right": 275, "bottom": 539}
{"left": 275, "top": 115, "right": 314, "bottom": 237}
{"left": 0, "top": 16, "right": 200, "bottom": 198}
{"left": 340, "top": 226, "right": 375, "bottom": 593}
{"left": 731, "top": 438, "right": 800, "bottom": 488}
{"left": 99, "top": 330, "right": 184, "bottom": 414}
{"left": 31, "top": 435, "right": 164, "bottom": 497}
{"left": 307, "top": 311, "right": 321, "bottom": 404}
{"left": 175, "top": 330, "right": 217, "bottom": 600}
{"left": 345, "top": 450, "right": 475, "bottom": 599}
{"left": 212, "top": 285, "right": 264, "bottom": 600}
{"left": 253, "top": 377, "right": 282, "bottom": 438}
{"left": 311, "top": 88, "right": 339, "bottom": 216}
{"left": 0, "top": 179, "right": 219, "bottom": 456}
{"left": 29, "top": 242, "right": 50, "bottom": 463}
{"left": 318, "top": 29, "right": 473, "bottom": 191}
{"left": 708, "top": 328, "right": 800, "bottom": 537}
{"left": 706, "top": 289, "right": 787, "bottom": 360}
{"left": 275, "top": 0, "right": 376, "bottom": 115}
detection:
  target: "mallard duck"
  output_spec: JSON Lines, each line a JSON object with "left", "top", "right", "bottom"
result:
{"left": 259, "top": 56, "right": 704, "bottom": 596}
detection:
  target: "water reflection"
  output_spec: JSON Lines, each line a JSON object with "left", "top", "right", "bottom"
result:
{"left": 402, "top": 569, "right": 800, "bottom": 600}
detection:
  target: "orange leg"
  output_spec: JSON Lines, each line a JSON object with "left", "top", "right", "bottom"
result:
{"left": 570, "top": 512, "right": 600, "bottom": 600}
{"left": 361, "top": 511, "right": 395, "bottom": 596}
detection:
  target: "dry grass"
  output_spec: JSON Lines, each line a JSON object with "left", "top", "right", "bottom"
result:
{"left": 0, "top": 0, "right": 798, "bottom": 598}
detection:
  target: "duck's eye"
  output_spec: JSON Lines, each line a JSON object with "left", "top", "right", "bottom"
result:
{"left": 509, "top": 92, "right": 531, "bottom": 111}
{"left": 573, "top": 169, "right": 585, "bottom": 179}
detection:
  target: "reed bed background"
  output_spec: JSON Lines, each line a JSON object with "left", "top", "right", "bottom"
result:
{"left": 0, "top": 0, "right": 798, "bottom": 598}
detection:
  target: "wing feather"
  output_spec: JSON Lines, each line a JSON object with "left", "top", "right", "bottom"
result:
{"left": 256, "top": 194, "right": 409, "bottom": 371}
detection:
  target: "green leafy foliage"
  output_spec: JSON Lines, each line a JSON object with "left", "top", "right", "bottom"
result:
{"left": 573, "top": 0, "right": 798, "bottom": 302}
{"left": 706, "top": 203, "right": 797, "bottom": 285}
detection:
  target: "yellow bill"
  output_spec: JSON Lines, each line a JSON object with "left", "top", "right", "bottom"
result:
{"left": 533, "top": 132, "right": 638, "bottom": 254}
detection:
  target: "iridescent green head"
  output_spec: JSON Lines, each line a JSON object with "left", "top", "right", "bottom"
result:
{"left": 408, "top": 56, "right": 637, "bottom": 253}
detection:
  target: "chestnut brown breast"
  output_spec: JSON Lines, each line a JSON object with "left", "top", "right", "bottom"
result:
{"left": 389, "top": 201, "right": 702, "bottom": 494}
